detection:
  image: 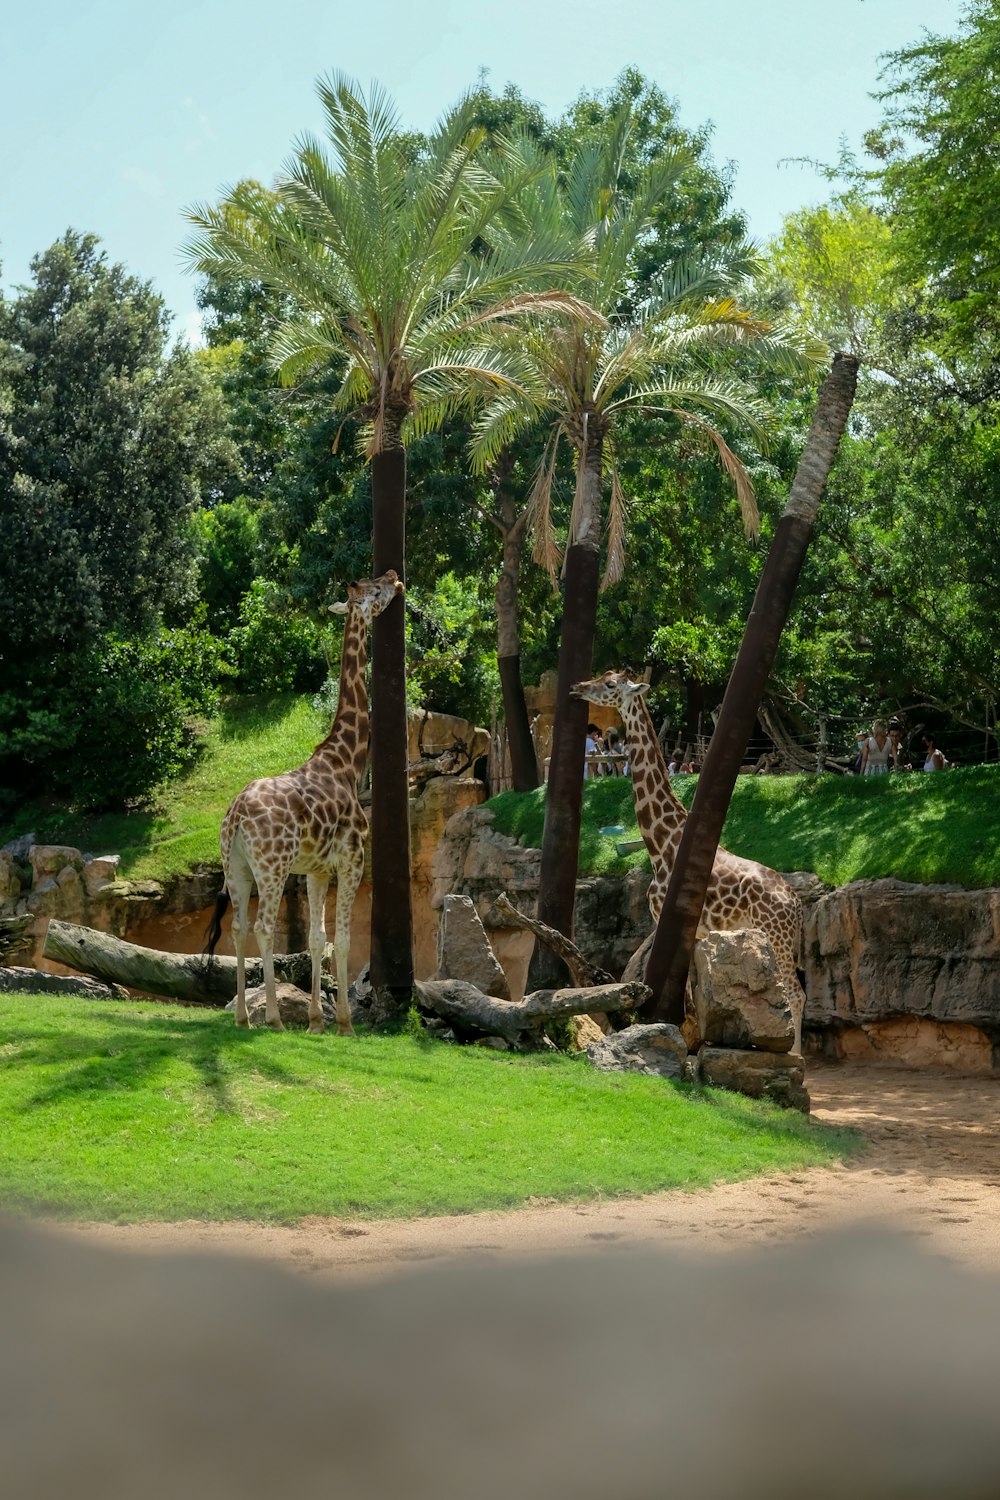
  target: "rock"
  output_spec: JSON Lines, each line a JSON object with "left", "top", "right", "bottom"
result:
{"left": 698, "top": 1045, "right": 809, "bottom": 1113}
{"left": 568, "top": 1013, "right": 608, "bottom": 1052}
{"left": 0, "top": 967, "right": 129, "bottom": 1001}
{"left": 225, "top": 983, "right": 336, "bottom": 1030}
{"left": 408, "top": 709, "right": 490, "bottom": 767}
{"left": 587, "top": 1023, "right": 687, "bottom": 1079}
{"left": 436, "top": 894, "right": 510, "bottom": 999}
{"left": 0, "top": 852, "right": 22, "bottom": 905}
{"left": 803, "top": 879, "right": 1000, "bottom": 1040}
{"left": 2, "top": 833, "right": 35, "bottom": 862}
{"left": 83, "top": 855, "right": 122, "bottom": 896}
{"left": 692, "top": 928, "right": 795, "bottom": 1053}
{"left": 29, "top": 845, "right": 85, "bottom": 884}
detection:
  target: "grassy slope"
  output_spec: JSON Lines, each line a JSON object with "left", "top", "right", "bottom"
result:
{"left": 489, "top": 765, "right": 1000, "bottom": 889}
{"left": 0, "top": 697, "right": 322, "bottom": 884}
{"left": 0, "top": 994, "right": 856, "bottom": 1222}
{"left": 3, "top": 692, "right": 997, "bottom": 888}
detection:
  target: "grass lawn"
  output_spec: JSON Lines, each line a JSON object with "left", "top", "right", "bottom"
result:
{"left": 0, "top": 994, "right": 857, "bottom": 1223}
{"left": 488, "top": 764, "right": 1000, "bottom": 889}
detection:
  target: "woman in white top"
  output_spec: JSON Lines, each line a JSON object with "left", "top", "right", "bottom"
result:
{"left": 922, "top": 734, "right": 948, "bottom": 771}
{"left": 860, "top": 718, "right": 898, "bottom": 775}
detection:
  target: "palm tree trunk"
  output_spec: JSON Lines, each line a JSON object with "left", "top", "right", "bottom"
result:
{"left": 641, "top": 353, "right": 859, "bottom": 1026}
{"left": 369, "top": 429, "right": 415, "bottom": 1013}
{"left": 495, "top": 480, "right": 538, "bottom": 793}
{"left": 531, "top": 425, "right": 603, "bottom": 986}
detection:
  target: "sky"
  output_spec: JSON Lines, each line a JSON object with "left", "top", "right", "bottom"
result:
{"left": 2, "top": 0, "right": 961, "bottom": 343}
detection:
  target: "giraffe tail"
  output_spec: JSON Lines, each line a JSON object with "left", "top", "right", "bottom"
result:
{"left": 204, "top": 891, "right": 231, "bottom": 958}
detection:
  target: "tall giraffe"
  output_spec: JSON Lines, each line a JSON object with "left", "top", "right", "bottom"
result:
{"left": 209, "top": 571, "right": 404, "bottom": 1034}
{"left": 572, "top": 670, "right": 805, "bottom": 1051}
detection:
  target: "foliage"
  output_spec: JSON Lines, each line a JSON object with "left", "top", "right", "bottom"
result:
{"left": 876, "top": 0, "right": 1000, "bottom": 358}
{"left": 0, "top": 623, "right": 227, "bottom": 812}
{"left": 225, "top": 579, "right": 328, "bottom": 695}
{"left": 406, "top": 572, "right": 500, "bottom": 723}
{"left": 0, "top": 232, "right": 237, "bottom": 809}
{"left": 0, "top": 995, "right": 854, "bottom": 1222}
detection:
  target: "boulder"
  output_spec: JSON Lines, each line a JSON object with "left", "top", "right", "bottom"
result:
{"left": 692, "top": 928, "right": 795, "bottom": 1053}
{"left": 698, "top": 1045, "right": 809, "bottom": 1113}
{"left": 225, "top": 983, "right": 336, "bottom": 1030}
{"left": 2, "top": 832, "right": 35, "bottom": 862}
{"left": 587, "top": 1023, "right": 687, "bottom": 1080}
{"left": 83, "top": 855, "right": 122, "bottom": 896}
{"left": 29, "top": 845, "right": 85, "bottom": 884}
{"left": 0, "top": 852, "right": 22, "bottom": 905}
{"left": 435, "top": 894, "right": 510, "bottom": 999}
{"left": 408, "top": 709, "right": 490, "bottom": 767}
{"left": 0, "top": 967, "right": 129, "bottom": 1001}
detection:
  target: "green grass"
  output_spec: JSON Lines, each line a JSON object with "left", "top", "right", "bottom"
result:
{"left": 488, "top": 764, "right": 1000, "bottom": 888}
{"left": 0, "top": 994, "right": 856, "bottom": 1223}
{"left": 0, "top": 696, "right": 323, "bottom": 884}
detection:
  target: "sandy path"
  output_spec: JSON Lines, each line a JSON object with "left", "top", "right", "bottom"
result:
{"left": 57, "top": 1061, "right": 1000, "bottom": 1275}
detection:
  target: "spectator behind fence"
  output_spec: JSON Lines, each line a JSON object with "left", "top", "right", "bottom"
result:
{"left": 584, "top": 724, "right": 603, "bottom": 779}
{"left": 667, "top": 751, "right": 684, "bottom": 778}
{"left": 860, "top": 719, "right": 898, "bottom": 776}
{"left": 603, "top": 725, "right": 623, "bottom": 775}
{"left": 922, "top": 734, "right": 950, "bottom": 771}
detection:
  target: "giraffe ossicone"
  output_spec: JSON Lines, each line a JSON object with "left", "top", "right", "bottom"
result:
{"left": 571, "top": 669, "right": 806, "bottom": 1053}
{"left": 213, "top": 570, "right": 404, "bottom": 1034}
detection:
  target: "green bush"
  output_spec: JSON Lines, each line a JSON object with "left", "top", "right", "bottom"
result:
{"left": 226, "top": 579, "right": 327, "bottom": 694}
{"left": 0, "top": 624, "right": 228, "bottom": 811}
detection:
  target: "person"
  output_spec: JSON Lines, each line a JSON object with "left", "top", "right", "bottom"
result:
{"left": 851, "top": 731, "right": 866, "bottom": 775}
{"left": 584, "top": 724, "right": 603, "bottom": 779}
{"left": 921, "top": 734, "right": 949, "bottom": 771}
{"left": 667, "top": 751, "right": 684, "bottom": 778}
{"left": 602, "top": 725, "right": 623, "bottom": 775}
{"left": 888, "top": 720, "right": 904, "bottom": 769}
{"left": 860, "top": 719, "right": 898, "bottom": 776}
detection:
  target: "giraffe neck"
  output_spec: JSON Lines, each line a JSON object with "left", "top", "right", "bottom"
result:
{"left": 313, "top": 607, "right": 369, "bottom": 778}
{"left": 620, "top": 695, "right": 687, "bottom": 872}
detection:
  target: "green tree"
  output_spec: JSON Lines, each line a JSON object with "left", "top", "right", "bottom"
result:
{"left": 186, "top": 74, "right": 591, "bottom": 1012}
{"left": 0, "top": 232, "right": 235, "bottom": 806}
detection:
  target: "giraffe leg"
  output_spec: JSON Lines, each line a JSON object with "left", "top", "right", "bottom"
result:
{"left": 226, "top": 843, "right": 254, "bottom": 1029}
{"left": 305, "top": 872, "right": 329, "bottom": 1035}
{"left": 333, "top": 847, "right": 364, "bottom": 1037}
{"left": 254, "top": 879, "right": 285, "bottom": 1031}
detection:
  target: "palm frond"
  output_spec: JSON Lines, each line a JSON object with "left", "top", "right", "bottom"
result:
{"left": 676, "top": 412, "right": 760, "bottom": 540}
{"left": 526, "top": 433, "right": 563, "bottom": 589}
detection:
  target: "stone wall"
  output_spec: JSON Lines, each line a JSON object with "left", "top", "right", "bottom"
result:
{"left": 432, "top": 808, "right": 1000, "bottom": 1071}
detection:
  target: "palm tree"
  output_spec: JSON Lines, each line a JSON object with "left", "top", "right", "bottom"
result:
{"left": 642, "top": 352, "right": 860, "bottom": 1026}
{"left": 472, "top": 116, "right": 824, "bottom": 972}
{"left": 186, "top": 75, "right": 593, "bottom": 1014}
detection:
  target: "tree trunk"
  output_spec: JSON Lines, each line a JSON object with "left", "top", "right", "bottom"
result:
{"left": 415, "top": 977, "right": 649, "bottom": 1047}
{"left": 42, "top": 919, "right": 316, "bottom": 1005}
{"left": 642, "top": 353, "right": 860, "bottom": 1026}
{"left": 494, "top": 473, "right": 539, "bottom": 792}
{"left": 530, "top": 427, "right": 604, "bottom": 988}
{"left": 369, "top": 433, "right": 415, "bottom": 1016}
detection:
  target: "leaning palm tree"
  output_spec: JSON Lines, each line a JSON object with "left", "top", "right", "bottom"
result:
{"left": 472, "top": 116, "right": 825, "bottom": 970}
{"left": 186, "top": 75, "right": 594, "bottom": 1015}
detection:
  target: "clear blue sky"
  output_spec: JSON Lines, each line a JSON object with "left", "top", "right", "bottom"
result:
{"left": 2, "top": 0, "right": 959, "bottom": 342}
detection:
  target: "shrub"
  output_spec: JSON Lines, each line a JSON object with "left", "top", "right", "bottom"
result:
{"left": 226, "top": 580, "right": 328, "bottom": 694}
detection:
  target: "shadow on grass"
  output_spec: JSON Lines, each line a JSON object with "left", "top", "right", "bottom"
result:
{"left": 6, "top": 1008, "right": 389, "bottom": 1117}
{"left": 216, "top": 694, "right": 310, "bottom": 743}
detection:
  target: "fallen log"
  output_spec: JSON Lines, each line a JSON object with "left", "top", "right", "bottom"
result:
{"left": 43, "top": 919, "right": 319, "bottom": 1006}
{"left": 415, "top": 977, "right": 650, "bottom": 1047}
{"left": 489, "top": 892, "right": 613, "bottom": 988}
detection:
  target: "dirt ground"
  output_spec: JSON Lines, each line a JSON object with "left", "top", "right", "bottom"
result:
{"left": 56, "top": 1061, "right": 1000, "bottom": 1276}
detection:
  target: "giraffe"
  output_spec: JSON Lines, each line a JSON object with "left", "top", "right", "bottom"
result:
{"left": 572, "top": 670, "right": 806, "bottom": 1052}
{"left": 209, "top": 571, "right": 404, "bottom": 1034}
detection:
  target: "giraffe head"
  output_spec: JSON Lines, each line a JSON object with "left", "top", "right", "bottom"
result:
{"left": 571, "top": 670, "right": 649, "bottom": 710}
{"left": 329, "top": 570, "right": 405, "bottom": 623}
